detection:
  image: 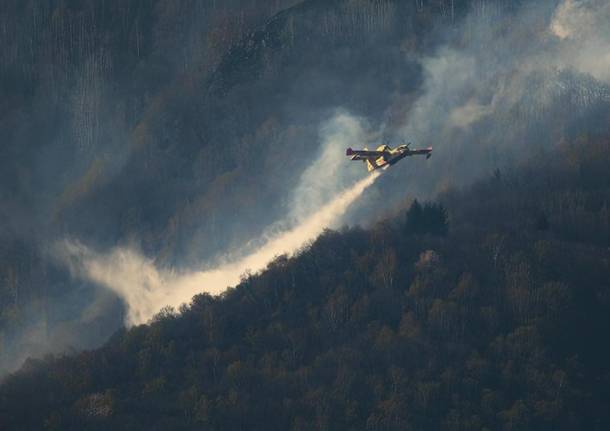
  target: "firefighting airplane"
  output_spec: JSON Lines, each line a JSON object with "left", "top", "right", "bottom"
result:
{"left": 346, "top": 143, "right": 432, "bottom": 172}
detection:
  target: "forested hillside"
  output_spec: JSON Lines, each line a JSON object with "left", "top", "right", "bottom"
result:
{"left": 2, "top": 134, "right": 609, "bottom": 430}
{"left": 2, "top": 0, "right": 610, "bottom": 425}
{"left": 0, "top": 0, "right": 308, "bottom": 375}
{"left": 1, "top": 0, "right": 491, "bottom": 373}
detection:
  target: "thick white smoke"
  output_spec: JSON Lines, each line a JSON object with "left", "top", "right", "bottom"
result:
{"left": 290, "top": 112, "right": 370, "bottom": 220}
{"left": 550, "top": 0, "right": 610, "bottom": 84}
{"left": 59, "top": 114, "right": 381, "bottom": 325}
{"left": 57, "top": 0, "right": 610, "bottom": 330}
{"left": 404, "top": 0, "right": 610, "bottom": 137}
{"left": 381, "top": 0, "right": 610, "bottom": 197}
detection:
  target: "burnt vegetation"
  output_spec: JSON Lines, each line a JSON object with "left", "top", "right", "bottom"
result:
{"left": 1, "top": 136, "right": 610, "bottom": 430}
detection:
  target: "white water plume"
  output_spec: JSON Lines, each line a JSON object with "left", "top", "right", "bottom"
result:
{"left": 59, "top": 171, "right": 381, "bottom": 326}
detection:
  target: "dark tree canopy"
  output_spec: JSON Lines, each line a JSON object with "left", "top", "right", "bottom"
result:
{"left": 1, "top": 136, "right": 609, "bottom": 430}
{"left": 405, "top": 200, "right": 449, "bottom": 236}
{"left": 1, "top": 0, "right": 610, "bottom": 429}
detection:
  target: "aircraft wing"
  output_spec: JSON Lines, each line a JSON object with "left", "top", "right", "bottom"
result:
{"left": 404, "top": 147, "right": 433, "bottom": 159}
{"left": 346, "top": 148, "right": 384, "bottom": 160}
{"left": 406, "top": 147, "right": 432, "bottom": 155}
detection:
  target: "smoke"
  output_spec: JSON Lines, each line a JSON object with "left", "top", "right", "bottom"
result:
{"left": 7, "top": 0, "right": 610, "bottom": 374}
{"left": 290, "top": 112, "right": 370, "bottom": 221}
{"left": 370, "top": 0, "right": 610, "bottom": 200}
{"left": 398, "top": 48, "right": 491, "bottom": 143}
{"left": 59, "top": 117, "right": 381, "bottom": 325}
{"left": 550, "top": 0, "right": 610, "bottom": 85}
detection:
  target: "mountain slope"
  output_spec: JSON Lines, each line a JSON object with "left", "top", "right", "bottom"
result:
{"left": 2, "top": 0, "right": 610, "bottom": 396}
{"left": 2, "top": 134, "right": 609, "bottom": 430}
{"left": 0, "top": 0, "right": 484, "bottom": 374}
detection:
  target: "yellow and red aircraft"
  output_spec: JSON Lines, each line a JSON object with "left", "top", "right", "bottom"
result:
{"left": 346, "top": 143, "right": 432, "bottom": 172}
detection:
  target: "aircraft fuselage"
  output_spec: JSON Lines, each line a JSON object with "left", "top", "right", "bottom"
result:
{"left": 346, "top": 144, "right": 432, "bottom": 172}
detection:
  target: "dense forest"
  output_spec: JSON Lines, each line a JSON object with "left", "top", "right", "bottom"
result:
{"left": 2, "top": 0, "right": 610, "bottom": 428}
{"left": 0, "top": 0, "right": 497, "bottom": 373}
{"left": 1, "top": 133, "right": 609, "bottom": 430}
